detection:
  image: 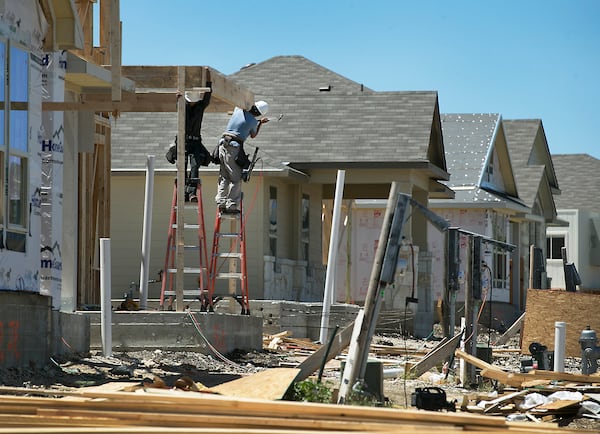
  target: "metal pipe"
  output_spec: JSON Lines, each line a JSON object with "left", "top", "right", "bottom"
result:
{"left": 100, "top": 238, "right": 113, "bottom": 357}
{"left": 138, "top": 155, "right": 155, "bottom": 309}
{"left": 319, "top": 170, "right": 345, "bottom": 344}
{"left": 554, "top": 321, "right": 566, "bottom": 372}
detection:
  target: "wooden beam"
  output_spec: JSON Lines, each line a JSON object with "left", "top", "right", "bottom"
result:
{"left": 42, "top": 91, "right": 237, "bottom": 113}
{"left": 121, "top": 65, "right": 254, "bottom": 109}
{"left": 110, "top": 0, "right": 121, "bottom": 101}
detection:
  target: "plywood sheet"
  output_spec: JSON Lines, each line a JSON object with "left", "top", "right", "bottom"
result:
{"left": 522, "top": 289, "right": 600, "bottom": 358}
{"left": 209, "top": 367, "right": 300, "bottom": 400}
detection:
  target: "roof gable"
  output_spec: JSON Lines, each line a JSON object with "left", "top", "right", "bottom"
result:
{"left": 441, "top": 114, "right": 518, "bottom": 196}
{"left": 229, "top": 55, "right": 372, "bottom": 96}
{"left": 552, "top": 154, "right": 600, "bottom": 214}
{"left": 504, "top": 119, "right": 560, "bottom": 192}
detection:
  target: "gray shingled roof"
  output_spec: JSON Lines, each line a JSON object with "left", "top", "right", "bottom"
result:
{"left": 440, "top": 113, "right": 499, "bottom": 188}
{"left": 503, "top": 119, "right": 546, "bottom": 208}
{"left": 503, "top": 119, "right": 560, "bottom": 192}
{"left": 431, "top": 113, "right": 527, "bottom": 212}
{"left": 552, "top": 154, "right": 600, "bottom": 214}
{"left": 229, "top": 56, "right": 374, "bottom": 96}
{"left": 112, "top": 56, "right": 447, "bottom": 176}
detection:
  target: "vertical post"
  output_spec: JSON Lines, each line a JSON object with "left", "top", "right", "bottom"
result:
{"left": 469, "top": 236, "right": 482, "bottom": 384}
{"left": 100, "top": 238, "right": 112, "bottom": 357}
{"left": 446, "top": 228, "right": 459, "bottom": 338}
{"left": 529, "top": 244, "right": 535, "bottom": 290}
{"left": 175, "top": 67, "right": 186, "bottom": 311}
{"left": 110, "top": 0, "right": 121, "bottom": 101}
{"left": 139, "top": 155, "right": 155, "bottom": 309}
{"left": 554, "top": 321, "right": 566, "bottom": 372}
{"left": 339, "top": 182, "right": 399, "bottom": 403}
{"left": 319, "top": 170, "right": 345, "bottom": 344}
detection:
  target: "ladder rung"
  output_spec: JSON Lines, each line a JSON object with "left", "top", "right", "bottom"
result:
{"left": 216, "top": 252, "right": 243, "bottom": 258}
{"left": 171, "top": 224, "right": 201, "bottom": 229}
{"left": 217, "top": 233, "right": 240, "bottom": 238}
{"left": 168, "top": 245, "right": 201, "bottom": 250}
{"left": 163, "top": 290, "right": 203, "bottom": 297}
{"left": 216, "top": 272, "right": 243, "bottom": 279}
{"left": 167, "top": 267, "right": 206, "bottom": 274}
{"left": 173, "top": 204, "right": 199, "bottom": 210}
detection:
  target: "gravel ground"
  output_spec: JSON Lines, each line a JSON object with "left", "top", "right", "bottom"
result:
{"left": 0, "top": 328, "right": 599, "bottom": 431}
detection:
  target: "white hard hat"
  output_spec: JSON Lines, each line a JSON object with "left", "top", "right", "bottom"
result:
{"left": 254, "top": 100, "right": 269, "bottom": 116}
{"left": 185, "top": 90, "right": 202, "bottom": 103}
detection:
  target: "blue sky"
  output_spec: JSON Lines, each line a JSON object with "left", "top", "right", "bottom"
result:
{"left": 117, "top": 0, "right": 599, "bottom": 159}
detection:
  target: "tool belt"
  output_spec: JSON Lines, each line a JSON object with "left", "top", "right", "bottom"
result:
{"left": 222, "top": 133, "right": 244, "bottom": 145}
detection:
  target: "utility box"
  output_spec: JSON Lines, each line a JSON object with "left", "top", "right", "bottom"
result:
{"left": 341, "top": 359, "right": 384, "bottom": 403}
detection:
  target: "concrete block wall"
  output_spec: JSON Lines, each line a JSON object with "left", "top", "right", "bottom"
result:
{"left": 0, "top": 292, "right": 50, "bottom": 369}
{"left": 0, "top": 292, "right": 91, "bottom": 369}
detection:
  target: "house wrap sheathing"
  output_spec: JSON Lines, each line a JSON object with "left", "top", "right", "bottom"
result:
{"left": 0, "top": 0, "right": 66, "bottom": 307}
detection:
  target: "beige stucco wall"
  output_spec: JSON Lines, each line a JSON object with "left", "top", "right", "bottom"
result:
{"left": 110, "top": 171, "right": 326, "bottom": 303}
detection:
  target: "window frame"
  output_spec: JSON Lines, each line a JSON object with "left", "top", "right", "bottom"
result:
{"left": 268, "top": 186, "right": 277, "bottom": 258}
{"left": 2, "top": 40, "right": 30, "bottom": 252}
{"left": 301, "top": 193, "right": 310, "bottom": 262}
{"left": 546, "top": 234, "right": 566, "bottom": 260}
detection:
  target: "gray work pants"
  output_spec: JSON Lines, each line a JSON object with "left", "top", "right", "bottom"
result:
{"left": 215, "top": 139, "right": 242, "bottom": 210}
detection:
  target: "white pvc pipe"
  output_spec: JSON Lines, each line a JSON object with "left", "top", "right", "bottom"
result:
{"left": 139, "top": 155, "right": 155, "bottom": 309}
{"left": 319, "top": 170, "right": 345, "bottom": 344}
{"left": 100, "top": 238, "right": 113, "bottom": 357}
{"left": 554, "top": 321, "right": 566, "bottom": 372}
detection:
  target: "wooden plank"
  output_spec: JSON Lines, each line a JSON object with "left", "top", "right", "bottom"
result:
{"left": 455, "top": 349, "right": 529, "bottom": 387}
{"left": 527, "top": 369, "right": 600, "bottom": 384}
{"left": 534, "top": 399, "right": 581, "bottom": 411}
{"left": 522, "top": 289, "right": 600, "bottom": 357}
{"left": 208, "top": 368, "right": 300, "bottom": 400}
{"left": 494, "top": 312, "right": 525, "bottom": 346}
{"left": 483, "top": 390, "right": 527, "bottom": 413}
{"left": 295, "top": 320, "right": 354, "bottom": 382}
{"left": 409, "top": 333, "right": 463, "bottom": 377}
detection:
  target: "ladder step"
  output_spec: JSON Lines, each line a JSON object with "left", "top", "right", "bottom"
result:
{"left": 217, "top": 233, "right": 241, "bottom": 238}
{"left": 216, "top": 252, "right": 243, "bottom": 258}
{"left": 163, "top": 290, "right": 203, "bottom": 297}
{"left": 173, "top": 204, "right": 199, "bottom": 211}
{"left": 216, "top": 272, "right": 243, "bottom": 279}
{"left": 171, "top": 224, "right": 201, "bottom": 229}
{"left": 167, "top": 267, "right": 206, "bottom": 274}
{"left": 168, "top": 245, "right": 201, "bottom": 251}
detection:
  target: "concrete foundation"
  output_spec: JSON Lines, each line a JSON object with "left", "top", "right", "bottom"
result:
{"left": 237, "top": 300, "right": 359, "bottom": 341}
{"left": 84, "top": 311, "right": 263, "bottom": 354}
{"left": 0, "top": 292, "right": 89, "bottom": 369}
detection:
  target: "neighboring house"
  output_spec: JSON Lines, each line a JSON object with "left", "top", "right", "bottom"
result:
{"left": 547, "top": 154, "right": 600, "bottom": 292}
{"left": 503, "top": 119, "right": 560, "bottom": 305}
{"left": 429, "top": 114, "right": 529, "bottom": 326}
{"left": 111, "top": 55, "right": 453, "bottom": 334}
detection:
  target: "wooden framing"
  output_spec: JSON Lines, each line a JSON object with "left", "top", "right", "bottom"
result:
{"left": 40, "top": 1, "right": 254, "bottom": 306}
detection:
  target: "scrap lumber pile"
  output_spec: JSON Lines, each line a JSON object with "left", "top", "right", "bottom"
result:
{"left": 455, "top": 349, "right": 600, "bottom": 423}
{"left": 0, "top": 384, "right": 588, "bottom": 433}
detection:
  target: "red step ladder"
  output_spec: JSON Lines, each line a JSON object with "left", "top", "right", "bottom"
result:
{"left": 206, "top": 200, "right": 250, "bottom": 315}
{"left": 159, "top": 179, "right": 209, "bottom": 310}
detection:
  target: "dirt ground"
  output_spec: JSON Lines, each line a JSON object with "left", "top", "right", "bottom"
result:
{"left": 1, "top": 330, "right": 599, "bottom": 431}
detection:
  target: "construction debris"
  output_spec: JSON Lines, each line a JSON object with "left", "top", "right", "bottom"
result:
{"left": 0, "top": 382, "right": 591, "bottom": 433}
{"left": 1, "top": 327, "right": 600, "bottom": 432}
